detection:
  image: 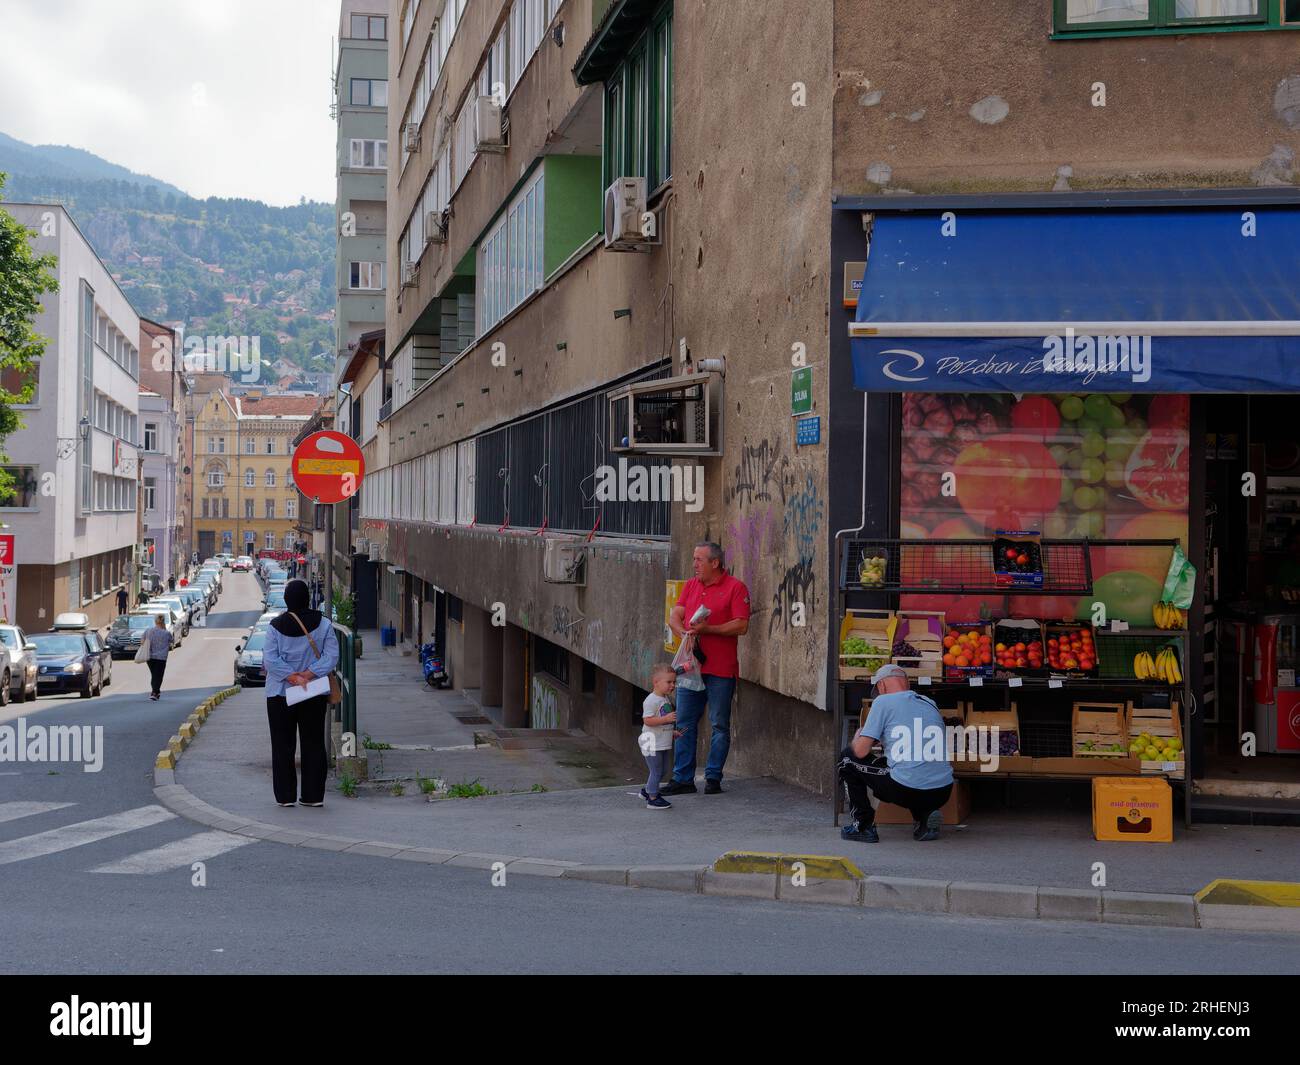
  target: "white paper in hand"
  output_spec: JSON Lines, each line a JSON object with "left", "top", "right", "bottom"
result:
{"left": 285, "top": 675, "right": 331, "bottom": 706}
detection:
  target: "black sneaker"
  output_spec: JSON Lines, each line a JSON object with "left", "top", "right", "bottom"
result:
{"left": 704, "top": 779, "right": 723, "bottom": 794}
{"left": 840, "top": 821, "right": 879, "bottom": 843}
{"left": 646, "top": 795, "right": 672, "bottom": 809}
{"left": 661, "top": 780, "right": 697, "bottom": 796}
{"left": 915, "top": 809, "right": 943, "bottom": 842}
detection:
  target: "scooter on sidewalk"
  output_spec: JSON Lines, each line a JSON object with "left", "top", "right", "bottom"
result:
{"left": 419, "top": 641, "right": 449, "bottom": 689}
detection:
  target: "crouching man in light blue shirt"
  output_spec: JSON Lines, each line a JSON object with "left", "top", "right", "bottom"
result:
{"left": 838, "top": 664, "right": 954, "bottom": 844}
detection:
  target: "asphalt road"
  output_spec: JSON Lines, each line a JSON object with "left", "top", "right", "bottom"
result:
{"left": 1, "top": 571, "right": 1297, "bottom": 975}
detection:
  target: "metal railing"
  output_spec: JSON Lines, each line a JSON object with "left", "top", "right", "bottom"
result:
{"left": 332, "top": 622, "right": 357, "bottom": 740}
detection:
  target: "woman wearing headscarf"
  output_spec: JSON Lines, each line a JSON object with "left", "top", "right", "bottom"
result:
{"left": 262, "top": 578, "right": 339, "bottom": 807}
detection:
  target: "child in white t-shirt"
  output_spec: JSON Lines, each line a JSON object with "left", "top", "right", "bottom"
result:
{"left": 639, "top": 664, "right": 678, "bottom": 809}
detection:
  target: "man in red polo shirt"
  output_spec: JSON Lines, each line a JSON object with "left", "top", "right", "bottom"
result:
{"left": 663, "top": 542, "right": 750, "bottom": 795}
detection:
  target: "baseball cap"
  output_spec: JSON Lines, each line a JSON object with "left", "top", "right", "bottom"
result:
{"left": 869, "top": 663, "right": 908, "bottom": 692}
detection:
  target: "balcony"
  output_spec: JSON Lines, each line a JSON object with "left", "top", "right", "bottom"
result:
{"left": 378, "top": 398, "right": 394, "bottom": 423}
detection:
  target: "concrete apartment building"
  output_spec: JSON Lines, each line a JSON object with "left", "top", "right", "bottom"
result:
{"left": 192, "top": 391, "right": 322, "bottom": 559}
{"left": 139, "top": 318, "right": 191, "bottom": 582}
{"left": 0, "top": 203, "right": 143, "bottom": 633}
{"left": 357, "top": 0, "right": 1299, "bottom": 796}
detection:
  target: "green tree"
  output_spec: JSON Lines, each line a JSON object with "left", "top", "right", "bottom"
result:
{"left": 0, "top": 174, "right": 58, "bottom": 503}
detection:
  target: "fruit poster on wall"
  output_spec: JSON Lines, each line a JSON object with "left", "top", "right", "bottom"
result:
{"left": 900, "top": 393, "right": 1189, "bottom": 624}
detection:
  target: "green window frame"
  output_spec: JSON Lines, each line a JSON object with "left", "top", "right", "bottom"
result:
{"left": 602, "top": 3, "right": 673, "bottom": 193}
{"left": 1053, "top": 0, "right": 1300, "bottom": 35}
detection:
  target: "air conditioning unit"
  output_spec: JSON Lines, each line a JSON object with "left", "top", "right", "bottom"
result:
{"left": 403, "top": 123, "right": 421, "bottom": 153}
{"left": 402, "top": 261, "right": 420, "bottom": 288}
{"left": 543, "top": 539, "right": 586, "bottom": 586}
{"left": 474, "top": 95, "right": 506, "bottom": 152}
{"left": 608, "top": 371, "right": 724, "bottom": 456}
{"left": 424, "top": 210, "right": 446, "bottom": 245}
{"left": 604, "top": 177, "right": 654, "bottom": 251}
{"left": 368, "top": 541, "right": 382, "bottom": 562}
{"left": 354, "top": 538, "right": 368, "bottom": 555}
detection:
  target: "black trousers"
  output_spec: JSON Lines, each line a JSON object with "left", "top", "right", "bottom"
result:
{"left": 146, "top": 659, "right": 167, "bottom": 696}
{"left": 838, "top": 747, "right": 952, "bottom": 827}
{"left": 267, "top": 694, "right": 329, "bottom": 805}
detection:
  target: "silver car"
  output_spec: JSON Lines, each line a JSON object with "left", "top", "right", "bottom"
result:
{"left": 0, "top": 625, "right": 38, "bottom": 703}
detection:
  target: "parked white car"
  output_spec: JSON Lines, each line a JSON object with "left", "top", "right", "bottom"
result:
{"left": 0, "top": 624, "right": 39, "bottom": 703}
{"left": 136, "top": 606, "right": 184, "bottom": 648}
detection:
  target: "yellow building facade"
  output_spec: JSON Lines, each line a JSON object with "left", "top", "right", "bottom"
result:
{"left": 191, "top": 391, "right": 323, "bottom": 559}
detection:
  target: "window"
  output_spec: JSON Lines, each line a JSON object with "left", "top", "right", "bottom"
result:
{"left": 245, "top": 498, "right": 255, "bottom": 520}
{"left": 265, "top": 532, "right": 275, "bottom": 549}
{"left": 243, "top": 469, "right": 254, "bottom": 488}
{"left": 265, "top": 469, "right": 276, "bottom": 487}
{"left": 349, "top": 261, "right": 386, "bottom": 290}
{"left": 604, "top": 4, "right": 673, "bottom": 192}
{"left": 265, "top": 499, "right": 275, "bottom": 519}
{"left": 1054, "top": 0, "right": 1284, "bottom": 33}
{"left": 350, "top": 78, "right": 388, "bottom": 107}
{"left": 1, "top": 361, "right": 39, "bottom": 405}
{"left": 478, "top": 169, "right": 545, "bottom": 334}
{"left": 0, "top": 466, "right": 38, "bottom": 508}
{"left": 286, "top": 498, "right": 296, "bottom": 520}
{"left": 244, "top": 437, "right": 256, "bottom": 454}
{"left": 143, "top": 477, "right": 157, "bottom": 511}
{"left": 222, "top": 498, "right": 230, "bottom": 519}
{"left": 350, "top": 139, "right": 388, "bottom": 168}
{"left": 351, "top": 13, "right": 387, "bottom": 39}
{"left": 202, "top": 498, "right": 210, "bottom": 518}
{"left": 144, "top": 422, "right": 159, "bottom": 452}
{"left": 265, "top": 438, "right": 275, "bottom": 455}
{"left": 210, "top": 436, "right": 225, "bottom": 453}
{"left": 80, "top": 284, "right": 94, "bottom": 516}
{"left": 401, "top": 0, "right": 419, "bottom": 48}
{"left": 208, "top": 469, "right": 225, "bottom": 488}
{"left": 533, "top": 636, "right": 570, "bottom": 685}
{"left": 452, "top": 93, "right": 476, "bottom": 191}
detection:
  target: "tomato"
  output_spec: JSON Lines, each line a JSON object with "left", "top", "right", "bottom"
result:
{"left": 1010, "top": 396, "right": 1062, "bottom": 435}
{"left": 954, "top": 435, "right": 1062, "bottom": 529}
{"left": 1125, "top": 429, "right": 1190, "bottom": 512}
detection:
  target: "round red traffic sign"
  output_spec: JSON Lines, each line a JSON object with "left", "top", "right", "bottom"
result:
{"left": 291, "top": 431, "right": 366, "bottom": 505}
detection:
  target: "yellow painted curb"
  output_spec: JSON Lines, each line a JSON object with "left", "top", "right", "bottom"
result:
{"left": 714, "top": 851, "right": 865, "bottom": 881}
{"left": 167, "top": 734, "right": 184, "bottom": 755}
{"left": 195, "top": 704, "right": 208, "bottom": 721}
{"left": 178, "top": 722, "right": 196, "bottom": 742}
{"left": 1196, "top": 879, "right": 1300, "bottom": 907}
{"left": 155, "top": 750, "right": 175, "bottom": 769}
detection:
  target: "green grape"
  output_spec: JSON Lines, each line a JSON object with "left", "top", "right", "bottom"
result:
{"left": 1081, "top": 431, "right": 1106, "bottom": 458}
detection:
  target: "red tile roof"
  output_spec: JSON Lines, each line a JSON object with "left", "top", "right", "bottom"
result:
{"left": 234, "top": 394, "right": 324, "bottom": 418}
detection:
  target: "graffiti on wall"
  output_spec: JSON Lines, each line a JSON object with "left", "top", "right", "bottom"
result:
{"left": 725, "top": 437, "right": 794, "bottom": 508}
{"left": 725, "top": 505, "right": 781, "bottom": 603}
{"left": 531, "top": 674, "right": 561, "bottom": 730}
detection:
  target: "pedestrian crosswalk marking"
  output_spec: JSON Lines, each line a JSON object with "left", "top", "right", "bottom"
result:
{"left": 0, "top": 805, "right": 176, "bottom": 865}
{"left": 0, "top": 801, "right": 77, "bottom": 824}
{"left": 89, "top": 830, "right": 253, "bottom": 874}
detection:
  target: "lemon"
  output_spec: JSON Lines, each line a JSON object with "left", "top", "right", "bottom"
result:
{"left": 1144, "top": 746, "right": 1159, "bottom": 760}
{"left": 1168, "top": 738, "right": 1182, "bottom": 752}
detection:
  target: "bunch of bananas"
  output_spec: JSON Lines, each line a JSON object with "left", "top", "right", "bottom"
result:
{"left": 1154, "top": 601, "right": 1185, "bottom": 629}
{"left": 1134, "top": 646, "right": 1182, "bottom": 684}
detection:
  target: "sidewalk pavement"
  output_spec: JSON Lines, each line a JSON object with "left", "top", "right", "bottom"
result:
{"left": 164, "top": 634, "right": 1300, "bottom": 905}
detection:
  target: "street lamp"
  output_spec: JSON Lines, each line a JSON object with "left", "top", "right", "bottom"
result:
{"left": 78, "top": 416, "right": 90, "bottom": 441}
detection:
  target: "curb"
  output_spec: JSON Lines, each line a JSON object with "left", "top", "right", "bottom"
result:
{"left": 151, "top": 706, "right": 1300, "bottom": 933}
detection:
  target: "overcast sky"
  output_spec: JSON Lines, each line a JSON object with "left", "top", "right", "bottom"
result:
{"left": 0, "top": 0, "right": 342, "bottom": 206}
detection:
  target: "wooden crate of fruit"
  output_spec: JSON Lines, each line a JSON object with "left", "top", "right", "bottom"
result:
{"left": 1072, "top": 702, "right": 1129, "bottom": 756}
{"left": 1126, "top": 702, "right": 1185, "bottom": 779}
{"left": 942, "top": 623, "right": 995, "bottom": 680}
{"left": 1045, "top": 621, "right": 1100, "bottom": 678}
{"left": 892, "top": 610, "right": 945, "bottom": 678}
{"left": 839, "top": 609, "right": 896, "bottom": 681}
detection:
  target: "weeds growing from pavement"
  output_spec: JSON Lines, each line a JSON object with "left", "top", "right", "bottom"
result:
{"left": 362, "top": 734, "right": 392, "bottom": 750}
{"left": 446, "top": 778, "right": 497, "bottom": 798}
{"left": 416, "top": 773, "right": 440, "bottom": 795}
{"left": 338, "top": 774, "right": 358, "bottom": 798}
{"left": 390, "top": 782, "right": 406, "bottom": 797}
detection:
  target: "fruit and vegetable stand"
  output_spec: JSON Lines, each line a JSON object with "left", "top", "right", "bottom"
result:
{"left": 832, "top": 535, "right": 1193, "bottom": 828}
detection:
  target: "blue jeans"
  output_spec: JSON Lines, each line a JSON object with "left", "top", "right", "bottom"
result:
{"left": 672, "top": 674, "right": 737, "bottom": 784}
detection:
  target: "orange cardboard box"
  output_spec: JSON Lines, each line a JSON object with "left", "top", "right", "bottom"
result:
{"left": 1092, "top": 776, "right": 1173, "bottom": 843}
{"left": 875, "top": 780, "right": 971, "bottom": 826}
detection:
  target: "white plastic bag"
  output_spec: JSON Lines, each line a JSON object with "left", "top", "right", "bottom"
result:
{"left": 672, "top": 634, "right": 705, "bottom": 691}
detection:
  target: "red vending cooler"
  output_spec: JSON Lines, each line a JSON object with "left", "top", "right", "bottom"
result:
{"left": 1253, "top": 614, "right": 1300, "bottom": 754}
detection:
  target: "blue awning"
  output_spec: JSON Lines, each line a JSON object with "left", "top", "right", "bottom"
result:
{"left": 849, "top": 206, "right": 1300, "bottom": 393}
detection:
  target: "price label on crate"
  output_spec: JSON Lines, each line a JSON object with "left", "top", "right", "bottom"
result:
{"left": 918, "top": 675, "right": 931, "bottom": 686}
{"left": 1109, "top": 619, "right": 1129, "bottom": 632}
{"left": 1048, "top": 678, "right": 1063, "bottom": 689}
{"left": 1008, "top": 677, "right": 1023, "bottom": 688}
{"left": 968, "top": 677, "right": 983, "bottom": 687}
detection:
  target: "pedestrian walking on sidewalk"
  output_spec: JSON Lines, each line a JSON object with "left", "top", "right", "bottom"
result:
{"left": 663, "top": 542, "right": 750, "bottom": 796}
{"left": 143, "top": 615, "right": 171, "bottom": 701}
{"left": 116, "top": 586, "right": 128, "bottom": 615}
{"left": 263, "top": 579, "right": 339, "bottom": 808}
{"left": 639, "top": 664, "right": 681, "bottom": 810}
{"left": 838, "top": 664, "right": 954, "bottom": 843}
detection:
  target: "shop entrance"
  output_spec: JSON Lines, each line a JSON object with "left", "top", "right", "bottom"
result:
{"left": 1199, "top": 396, "right": 1300, "bottom": 800}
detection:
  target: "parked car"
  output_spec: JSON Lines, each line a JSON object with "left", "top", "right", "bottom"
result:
{"left": 136, "top": 606, "right": 184, "bottom": 648}
{"left": 234, "top": 631, "right": 268, "bottom": 686}
{"left": 176, "top": 587, "right": 206, "bottom": 623}
{"left": 31, "top": 631, "right": 104, "bottom": 698}
{"left": 106, "top": 613, "right": 155, "bottom": 658}
{"left": 0, "top": 624, "right": 38, "bottom": 703}
{"left": 148, "top": 595, "right": 193, "bottom": 633}
{"left": 264, "top": 590, "right": 288, "bottom": 611}
{"left": 49, "top": 613, "right": 111, "bottom": 688}
{"left": 198, "top": 567, "right": 223, "bottom": 591}
{"left": 217, "top": 552, "right": 235, "bottom": 568}
{"left": 232, "top": 556, "right": 254, "bottom": 572}
{"left": 192, "top": 578, "right": 218, "bottom": 608}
